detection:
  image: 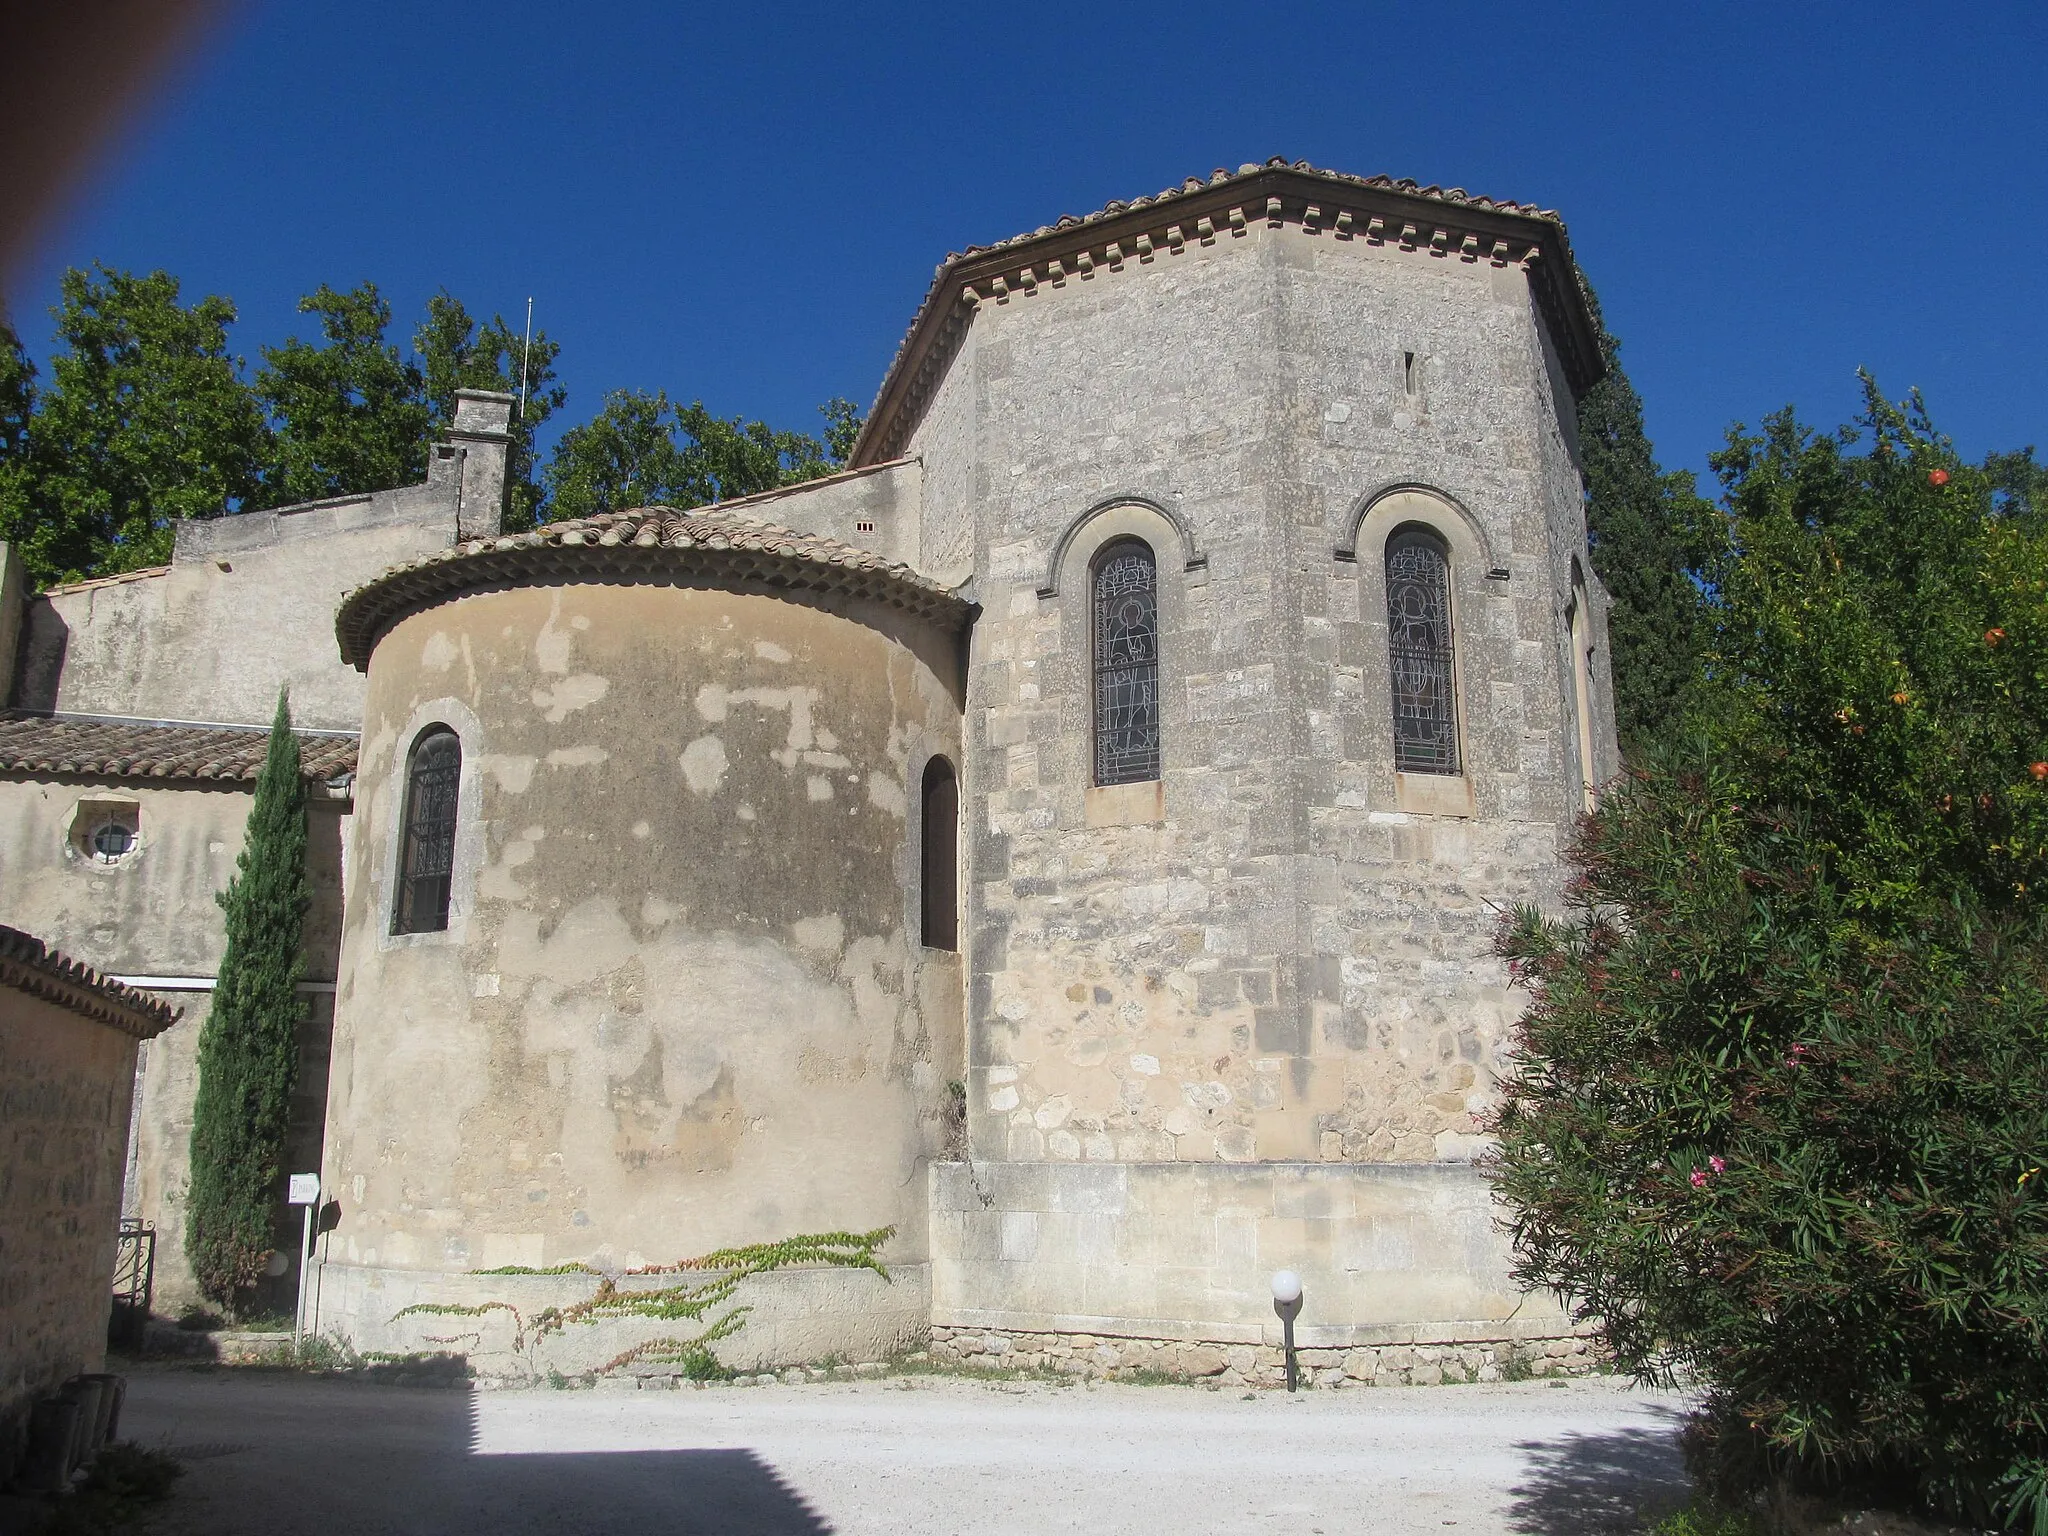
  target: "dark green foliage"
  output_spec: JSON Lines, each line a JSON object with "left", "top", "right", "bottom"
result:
{"left": 1489, "top": 383, "right": 2048, "bottom": 1527}
{"left": 255, "top": 283, "right": 432, "bottom": 507}
{"left": 819, "top": 396, "right": 863, "bottom": 465}
{"left": 413, "top": 291, "right": 564, "bottom": 531}
{"left": 542, "top": 389, "right": 860, "bottom": 522}
{"left": 0, "top": 310, "right": 34, "bottom": 561}
{"left": 1576, "top": 282, "right": 1713, "bottom": 758}
{"left": 0, "top": 264, "right": 867, "bottom": 582}
{"left": 0, "top": 266, "right": 269, "bottom": 582}
{"left": 186, "top": 692, "right": 310, "bottom": 1309}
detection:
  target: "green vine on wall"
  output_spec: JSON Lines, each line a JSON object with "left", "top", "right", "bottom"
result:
{"left": 391, "top": 1227, "right": 893, "bottom": 1378}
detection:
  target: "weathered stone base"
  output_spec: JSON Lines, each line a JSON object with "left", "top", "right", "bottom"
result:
{"left": 307, "top": 1259, "right": 932, "bottom": 1381}
{"left": 930, "top": 1160, "right": 1575, "bottom": 1349}
{"left": 928, "top": 1324, "right": 1601, "bottom": 1387}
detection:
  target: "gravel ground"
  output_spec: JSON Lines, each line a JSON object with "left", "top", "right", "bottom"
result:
{"left": 119, "top": 1365, "right": 1693, "bottom": 1535}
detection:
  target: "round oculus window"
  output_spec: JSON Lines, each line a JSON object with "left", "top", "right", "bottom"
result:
{"left": 90, "top": 821, "right": 136, "bottom": 861}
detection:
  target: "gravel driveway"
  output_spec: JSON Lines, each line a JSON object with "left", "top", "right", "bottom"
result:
{"left": 121, "top": 1366, "right": 1692, "bottom": 1535}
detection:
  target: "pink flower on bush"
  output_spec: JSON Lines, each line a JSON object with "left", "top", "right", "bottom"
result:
{"left": 1690, "top": 1169, "right": 1708, "bottom": 1189}
{"left": 1709, "top": 1156, "right": 1727, "bottom": 1174}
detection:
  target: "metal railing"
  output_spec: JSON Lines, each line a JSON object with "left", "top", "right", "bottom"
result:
{"left": 109, "top": 1218, "right": 154, "bottom": 1350}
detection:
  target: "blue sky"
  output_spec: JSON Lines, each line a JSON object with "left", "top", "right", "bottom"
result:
{"left": 9, "top": 0, "right": 2044, "bottom": 486}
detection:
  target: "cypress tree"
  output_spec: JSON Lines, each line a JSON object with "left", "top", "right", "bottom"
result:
{"left": 1577, "top": 281, "right": 1712, "bottom": 759}
{"left": 186, "top": 690, "right": 310, "bottom": 1309}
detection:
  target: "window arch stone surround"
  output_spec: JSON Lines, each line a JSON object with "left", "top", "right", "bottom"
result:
{"left": 1038, "top": 494, "right": 1207, "bottom": 599}
{"left": 1336, "top": 482, "right": 1498, "bottom": 575}
{"left": 1039, "top": 500, "right": 1194, "bottom": 827}
{"left": 373, "top": 696, "right": 487, "bottom": 951}
{"left": 1336, "top": 486, "right": 1498, "bottom": 819}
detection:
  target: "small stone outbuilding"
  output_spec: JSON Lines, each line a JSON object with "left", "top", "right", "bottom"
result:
{"left": 0, "top": 926, "right": 177, "bottom": 1483}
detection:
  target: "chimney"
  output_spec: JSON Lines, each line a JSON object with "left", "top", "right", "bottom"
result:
{"left": 440, "top": 389, "right": 516, "bottom": 540}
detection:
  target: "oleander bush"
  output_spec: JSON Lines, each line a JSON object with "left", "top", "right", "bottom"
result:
{"left": 1488, "top": 384, "right": 2048, "bottom": 1530}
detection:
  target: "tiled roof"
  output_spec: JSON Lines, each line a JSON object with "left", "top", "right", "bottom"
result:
{"left": 0, "top": 924, "right": 180, "bottom": 1039}
{"left": 39, "top": 564, "right": 173, "bottom": 598}
{"left": 335, "top": 501, "right": 972, "bottom": 669}
{"left": 849, "top": 157, "right": 1604, "bottom": 466}
{"left": 0, "top": 713, "right": 359, "bottom": 783}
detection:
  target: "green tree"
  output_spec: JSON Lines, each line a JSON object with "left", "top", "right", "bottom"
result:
{"left": 819, "top": 397, "right": 863, "bottom": 465}
{"left": 543, "top": 387, "right": 691, "bottom": 521}
{"left": 542, "top": 390, "right": 862, "bottom": 523}
{"left": 255, "top": 282, "right": 430, "bottom": 508}
{"left": 414, "top": 292, "right": 563, "bottom": 530}
{"left": 4, "top": 266, "right": 269, "bottom": 582}
{"left": 1489, "top": 382, "right": 2048, "bottom": 1528}
{"left": 1577, "top": 282, "right": 1713, "bottom": 759}
{"left": 0, "top": 311, "right": 34, "bottom": 559}
{"left": 186, "top": 691, "right": 310, "bottom": 1311}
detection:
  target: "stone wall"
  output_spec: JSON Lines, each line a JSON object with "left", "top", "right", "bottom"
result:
{"left": 308, "top": 1259, "right": 931, "bottom": 1382}
{"left": 929, "top": 1159, "right": 1568, "bottom": 1345}
{"left": 7, "top": 391, "right": 506, "bottom": 731}
{"left": 927, "top": 1323, "right": 1597, "bottom": 1387}
{"left": 911, "top": 217, "right": 1611, "bottom": 1166}
{"left": 0, "top": 981, "right": 162, "bottom": 1482}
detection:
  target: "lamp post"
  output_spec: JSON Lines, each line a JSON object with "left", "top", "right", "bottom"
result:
{"left": 1271, "top": 1270, "right": 1303, "bottom": 1392}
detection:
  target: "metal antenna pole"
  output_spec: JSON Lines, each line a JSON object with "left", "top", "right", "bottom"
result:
{"left": 518, "top": 296, "right": 533, "bottom": 419}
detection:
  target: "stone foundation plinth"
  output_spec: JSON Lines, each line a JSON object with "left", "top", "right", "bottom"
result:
{"left": 928, "top": 1324, "right": 1600, "bottom": 1387}
{"left": 307, "top": 1259, "right": 932, "bottom": 1381}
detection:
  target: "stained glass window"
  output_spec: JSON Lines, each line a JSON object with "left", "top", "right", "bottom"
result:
{"left": 1093, "top": 540, "right": 1161, "bottom": 785}
{"left": 393, "top": 727, "right": 461, "bottom": 934}
{"left": 1386, "top": 530, "right": 1460, "bottom": 776}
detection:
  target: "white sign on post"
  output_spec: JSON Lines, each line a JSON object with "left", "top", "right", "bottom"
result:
{"left": 289, "top": 1173, "right": 322, "bottom": 1354}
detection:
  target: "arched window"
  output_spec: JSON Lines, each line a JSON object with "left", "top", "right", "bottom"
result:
{"left": 1093, "top": 540, "right": 1160, "bottom": 785}
{"left": 921, "top": 757, "right": 959, "bottom": 951}
{"left": 392, "top": 727, "right": 461, "bottom": 934}
{"left": 1386, "top": 529, "right": 1460, "bottom": 776}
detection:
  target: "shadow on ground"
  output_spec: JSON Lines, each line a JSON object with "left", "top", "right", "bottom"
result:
{"left": 1508, "top": 1410, "right": 1692, "bottom": 1536}
{"left": 130, "top": 1368, "right": 832, "bottom": 1535}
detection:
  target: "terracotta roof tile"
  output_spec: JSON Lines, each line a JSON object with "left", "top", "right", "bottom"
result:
{"left": 336, "top": 501, "right": 971, "bottom": 669}
{"left": 0, "top": 714, "right": 358, "bottom": 783}
{"left": 0, "top": 924, "right": 181, "bottom": 1038}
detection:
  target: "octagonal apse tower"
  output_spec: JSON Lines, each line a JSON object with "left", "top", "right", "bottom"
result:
{"left": 313, "top": 160, "right": 1617, "bottom": 1379}
{"left": 852, "top": 160, "right": 1617, "bottom": 1370}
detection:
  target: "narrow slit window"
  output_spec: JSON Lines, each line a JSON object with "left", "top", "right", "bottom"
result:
{"left": 921, "top": 757, "right": 959, "bottom": 951}
{"left": 393, "top": 727, "right": 461, "bottom": 934}
{"left": 1093, "top": 540, "right": 1161, "bottom": 786}
{"left": 1569, "top": 586, "right": 1597, "bottom": 812}
{"left": 1386, "top": 530, "right": 1460, "bottom": 775}
{"left": 1403, "top": 350, "right": 1417, "bottom": 395}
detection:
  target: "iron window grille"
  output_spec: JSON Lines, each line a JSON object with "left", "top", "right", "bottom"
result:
{"left": 393, "top": 727, "right": 461, "bottom": 934}
{"left": 1093, "top": 540, "right": 1161, "bottom": 786}
{"left": 1386, "top": 530, "right": 1461, "bottom": 775}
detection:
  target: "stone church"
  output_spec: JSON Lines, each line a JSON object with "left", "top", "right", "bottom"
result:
{"left": 0, "top": 159, "right": 1616, "bottom": 1382}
